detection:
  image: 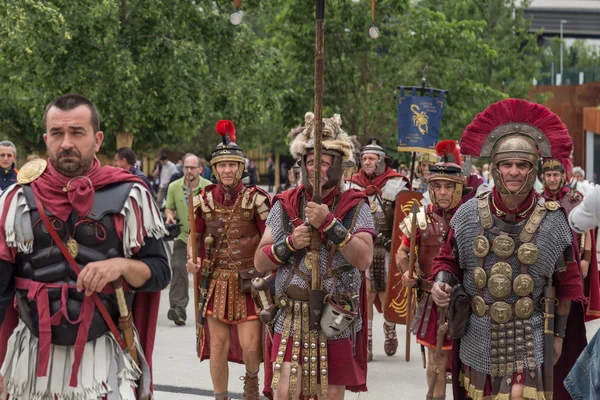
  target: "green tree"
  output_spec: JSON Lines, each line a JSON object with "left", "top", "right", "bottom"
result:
{"left": 248, "top": 0, "right": 542, "bottom": 161}
{"left": 0, "top": 0, "right": 275, "bottom": 155}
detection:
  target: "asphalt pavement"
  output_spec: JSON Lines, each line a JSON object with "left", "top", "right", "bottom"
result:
{"left": 152, "top": 268, "right": 600, "bottom": 399}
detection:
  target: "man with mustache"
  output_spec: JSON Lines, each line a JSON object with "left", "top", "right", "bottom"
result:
{"left": 185, "top": 121, "right": 270, "bottom": 400}
{"left": 165, "top": 153, "right": 211, "bottom": 326}
{"left": 0, "top": 94, "right": 171, "bottom": 399}
{"left": 396, "top": 140, "right": 468, "bottom": 400}
{"left": 348, "top": 138, "right": 410, "bottom": 361}
{"left": 430, "top": 99, "right": 585, "bottom": 400}
{"left": 255, "top": 112, "right": 375, "bottom": 400}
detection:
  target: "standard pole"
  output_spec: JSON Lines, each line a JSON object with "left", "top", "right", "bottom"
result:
{"left": 311, "top": 0, "right": 325, "bottom": 293}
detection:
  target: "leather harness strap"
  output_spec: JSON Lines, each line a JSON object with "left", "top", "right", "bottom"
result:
{"left": 32, "top": 193, "right": 127, "bottom": 351}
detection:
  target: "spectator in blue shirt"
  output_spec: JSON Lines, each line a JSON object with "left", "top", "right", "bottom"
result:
{"left": 0, "top": 140, "right": 18, "bottom": 192}
{"left": 114, "top": 147, "right": 154, "bottom": 195}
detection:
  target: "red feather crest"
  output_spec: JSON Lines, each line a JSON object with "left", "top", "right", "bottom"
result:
{"left": 215, "top": 120, "right": 237, "bottom": 143}
{"left": 460, "top": 99, "right": 572, "bottom": 160}
{"left": 435, "top": 140, "right": 462, "bottom": 166}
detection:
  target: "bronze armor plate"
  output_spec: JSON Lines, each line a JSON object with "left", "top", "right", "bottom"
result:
{"left": 491, "top": 262, "right": 513, "bottom": 279}
{"left": 473, "top": 235, "right": 490, "bottom": 258}
{"left": 472, "top": 267, "right": 487, "bottom": 289}
{"left": 517, "top": 243, "right": 539, "bottom": 265}
{"left": 492, "top": 236, "right": 515, "bottom": 258}
{"left": 490, "top": 301, "right": 512, "bottom": 324}
{"left": 515, "top": 297, "right": 534, "bottom": 319}
{"left": 513, "top": 274, "right": 534, "bottom": 297}
{"left": 472, "top": 296, "right": 487, "bottom": 317}
{"left": 488, "top": 274, "right": 512, "bottom": 299}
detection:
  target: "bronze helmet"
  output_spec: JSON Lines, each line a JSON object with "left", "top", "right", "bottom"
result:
{"left": 211, "top": 120, "right": 245, "bottom": 185}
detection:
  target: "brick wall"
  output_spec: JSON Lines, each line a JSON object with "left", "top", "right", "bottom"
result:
{"left": 530, "top": 82, "right": 600, "bottom": 166}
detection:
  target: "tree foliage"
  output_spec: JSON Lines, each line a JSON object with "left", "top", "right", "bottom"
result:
{"left": 0, "top": 0, "right": 274, "bottom": 155}
{"left": 0, "top": 0, "right": 546, "bottom": 161}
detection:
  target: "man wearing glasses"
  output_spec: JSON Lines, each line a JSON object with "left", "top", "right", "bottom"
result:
{"left": 165, "top": 153, "right": 212, "bottom": 325}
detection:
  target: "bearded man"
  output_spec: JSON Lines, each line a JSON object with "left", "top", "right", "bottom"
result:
{"left": 185, "top": 121, "right": 270, "bottom": 400}
{"left": 255, "top": 112, "right": 374, "bottom": 400}
{"left": 0, "top": 94, "right": 170, "bottom": 399}
{"left": 397, "top": 140, "right": 468, "bottom": 400}
{"left": 430, "top": 99, "right": 585, "bottom": 400}
{"left": 348, "top": 138, "right": 409, "bottom": 360}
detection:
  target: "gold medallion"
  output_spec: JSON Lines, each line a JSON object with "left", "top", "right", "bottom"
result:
{"left": 472, "top": 267, "right": 487, "bottom": 289}
{"left": 545, "top": 201, "right": 559, "bottom": 211}
{"left": 473, "top": 235, "right": 490, "bottom": 258}
{"left": 66, "top": 238, "right": 79, "bottom": 258}
{"left": 492, "top": 236, "right": 515, "bottom": 258}
{"left": 304, "top": 255, "right": 313, "bottom": 271}
{"left": 515, "top": 297, "right": 534, "bottom": 319}
{"left": 471, "top": 296, "right": 487, "bottom": 317}
{"left": 491, "top": 262, "right": 513, "bottom": 279}
{"left": 490, "top": 301, "right": 512, "bottom": 324}
{"left": 488, "top": 274, "right": 512, "bottom": 299}
{"left": 370, "top": 201, "right": 378, "bottom": 213}
{"left": 513, "top": 274, "right": 534, "bottom": 297}
{"left": 17, "top": 158, "right": 47, "bottom": 184}
{"left": 517, "top": 243, "right": 539, "bottom": 265}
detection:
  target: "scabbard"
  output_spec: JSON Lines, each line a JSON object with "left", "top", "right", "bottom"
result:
{"left": 309, "top": 289, "right": 326, "bottom": 330}
{"left": 433, "top": 306, "right": 447, "bottom": 372}
{"left": 543, "top": 285, "right": 556, "bottom": 398}
{"left": 118, "top": 312, "right": 140, "bottom": 367}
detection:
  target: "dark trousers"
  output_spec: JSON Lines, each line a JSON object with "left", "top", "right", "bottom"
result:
{"left": 169, "top": 239, "right": 189, "bottom": 313}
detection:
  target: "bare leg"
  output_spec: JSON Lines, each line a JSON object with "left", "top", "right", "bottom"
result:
{"left": 510, "top": 383, "right": 525, "bottom": 400}
{"left": 319, "top": 384, "right": 346, "bottom": 400}
{"left": 237, "top": 320, "right": 263, "bottom": 373}
{"left": 272, "top": 362, "right": 302, "bottom": 400}
{"left": 426, "top": 348, "right": 448, "bottom": 397}
{"left": 208, "top": 317, "right": 231, "bottom": 395}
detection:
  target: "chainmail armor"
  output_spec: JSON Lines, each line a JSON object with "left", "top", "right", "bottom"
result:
{"left": 266, "top": 200, "right": 374, "bottom": 339}
{"left": 450, "top": 197, "right": 573, "bottom": 374}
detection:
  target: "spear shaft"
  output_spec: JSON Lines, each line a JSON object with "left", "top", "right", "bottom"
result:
{"left": 310, "top": 0, "right": 325, "bottom": 294}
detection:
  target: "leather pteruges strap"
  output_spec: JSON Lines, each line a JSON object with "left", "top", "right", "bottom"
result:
{"left": 33, "top": 194, "right": 127, "bottom": 351}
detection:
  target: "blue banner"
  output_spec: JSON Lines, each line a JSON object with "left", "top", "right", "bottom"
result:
{"left": 397, "top": 86, "right": 446, "bottom": 153}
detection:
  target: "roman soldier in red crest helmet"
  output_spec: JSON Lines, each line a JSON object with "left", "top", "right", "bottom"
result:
{"left": 186, "top": 120, "right": 271, "bottom": 400}
{"left": 430, "top": 99, "right": 586, "bottom": 400}
{"left": 541, "top": 157, "right": 600, "bottom": 323}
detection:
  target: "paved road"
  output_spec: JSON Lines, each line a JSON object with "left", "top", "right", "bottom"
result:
{"left": 152, "top": 272, "right": 600, "bottom": 399}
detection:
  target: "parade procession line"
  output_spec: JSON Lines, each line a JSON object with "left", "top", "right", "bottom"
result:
{"left": 153, "top": 254, "right": 600, "bottom": 399}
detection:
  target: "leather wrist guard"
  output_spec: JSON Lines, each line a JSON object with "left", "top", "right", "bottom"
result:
{"left": 555, "top": 312, "right": 569, "bottom": 338}
{"left": 434, "top": 270, "right": 454, "bottom": 285}
{"left": 272, "top": 236, "right": 296, "bottom": 264}
{"left": 323, "top": 219, "right": 351, "bottom": 246}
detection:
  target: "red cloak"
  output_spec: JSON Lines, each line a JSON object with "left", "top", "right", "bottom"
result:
{"left": 348, "top": 167, "right": 410, "bottom": 194}
{"left": 0, "top": 158, "right": 161, "bottom": 391}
